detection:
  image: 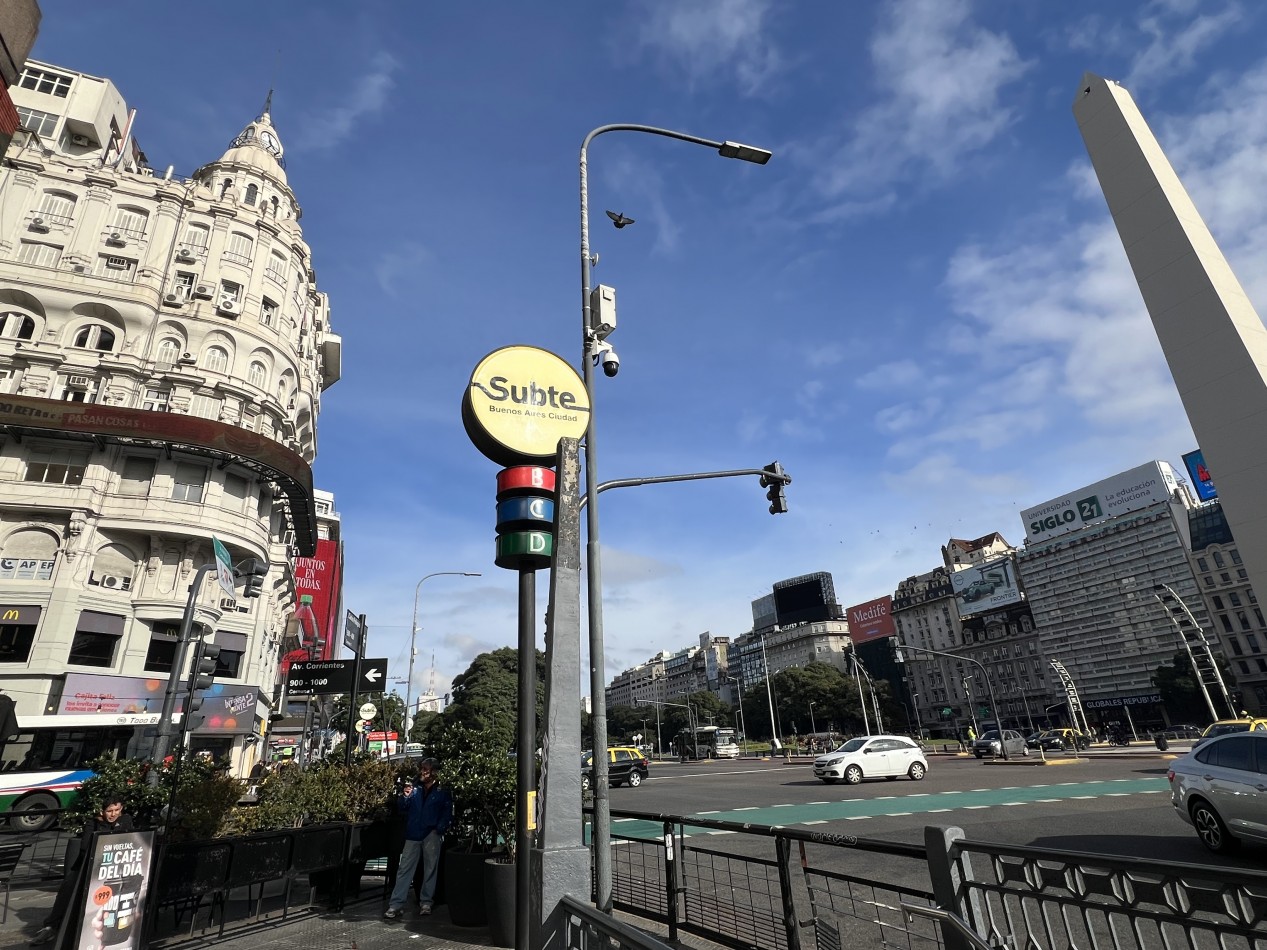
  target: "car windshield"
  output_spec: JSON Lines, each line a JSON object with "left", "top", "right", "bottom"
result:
{"left": 832, "top": 738, "right": 868, "bottom": 754}
{"left": 1206, "top": 723, "right": 1249, "bottom": 738}
{"left": 979, "top": 731, "right": 1001, "bottom": 741}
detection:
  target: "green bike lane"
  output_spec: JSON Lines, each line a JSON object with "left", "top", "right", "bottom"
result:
{"left": 610, "top": 776, "right": 1170, "bottom": 840}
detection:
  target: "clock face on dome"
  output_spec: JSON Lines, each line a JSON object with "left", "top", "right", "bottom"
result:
{"left": 258, "top": 129, "right": 282, "bottom": 157}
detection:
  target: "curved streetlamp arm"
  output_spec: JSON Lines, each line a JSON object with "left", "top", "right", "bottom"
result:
{"left": 405, "top": 571, "right": 481, "bottom": 734}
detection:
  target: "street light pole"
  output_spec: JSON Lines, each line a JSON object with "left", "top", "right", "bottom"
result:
{"left": 808, "top": 701, "right": 817, "bottom": 737}
{"left": 758, "top": 630, "right": 781, "bottom": 749}
{"left": 406, "top": 572, "right": 481, "bottom": 739}
{"left": 579, "top": 124, "right": 770, "bottom": 913}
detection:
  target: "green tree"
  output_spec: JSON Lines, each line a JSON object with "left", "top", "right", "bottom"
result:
{"left": 1153, "top": 651, "right": 1229, "bottom": 723}
{"left": 443, "top": 647, "right": 546, "bottom": 751}
{"left": 329, "top": 690, "right": 407, "bottom": 736}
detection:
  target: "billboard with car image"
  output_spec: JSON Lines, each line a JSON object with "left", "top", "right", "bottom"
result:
{"left": 950, "top": 555, "right": 1023, "bottom": 614}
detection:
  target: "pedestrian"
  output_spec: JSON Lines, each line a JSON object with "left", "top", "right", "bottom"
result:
{"left": 967, "top": 726, "right": 977, "bottom": 744}
{"left": 384, "top": 758, "right": 452, "bottom": 919}
{"left": 30, "top": 795, "right": 135, "bottom": 946}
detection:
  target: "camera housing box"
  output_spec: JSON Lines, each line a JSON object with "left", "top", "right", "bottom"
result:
{"left": 590, "top": 284, "right": 617, "bottom": 339}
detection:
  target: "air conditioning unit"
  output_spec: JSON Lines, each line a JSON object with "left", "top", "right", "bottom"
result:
{"left": 162, "top": 292, "right": 184, "bottom": 307}
{"left": 105, "top": 232, "right": 125, "bottom": 247}
{"left": 175, "top": 247, "right": 196, "bottom": 263}
{"left": 66, "top": 375, "right": 91, "bottom": 389}
{"left": 220, "top": 597, "right": 238, "bottom": 611}
{"left": 29, "top": 218, "right": 50, "bottom": 233}
{"left": 192, "top": 283, "right": 214, "bottom": 299}
{"left": 105, "top": 256, "right": 128, "bottom": 270}
{"left": 72, "top": 264, "right": 87, "bottom": 274}
{"left": 97, "top": 573, "right": 131, "bottom": 590}
{"left": 217, "top": 296, "right": 241, "bottom": 316}
{"left": 178, "top": 352, "right": 196, "bottom": 364}
{"left": 71, "top": 133, "right": 93, "bottom": 147}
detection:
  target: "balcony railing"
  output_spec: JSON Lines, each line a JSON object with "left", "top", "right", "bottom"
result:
{"left": 222, "top": 251, "right": 253, "bottom": 267}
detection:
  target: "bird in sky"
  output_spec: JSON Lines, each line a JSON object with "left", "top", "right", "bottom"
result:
{"left": 606, "top": 210, "right": 635, "bottom": 228}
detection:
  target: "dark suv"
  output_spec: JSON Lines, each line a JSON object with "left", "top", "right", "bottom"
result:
{"left": 582, "top": 747, "right": 649, "bottom": 790}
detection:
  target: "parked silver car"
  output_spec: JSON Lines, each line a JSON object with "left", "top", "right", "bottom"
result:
{"left": 971, "top": 729, "right": 1029, "bottom": 758}
{"left": 1168, "top": 733, "right": 1267, "bottom": 853}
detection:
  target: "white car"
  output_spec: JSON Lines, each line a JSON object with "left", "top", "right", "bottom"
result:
{"left": 812, "top": 735, "right": 928, "bottom": 785}
{"left": 1168, "top": 732, "right": 1267, "bottom": 853}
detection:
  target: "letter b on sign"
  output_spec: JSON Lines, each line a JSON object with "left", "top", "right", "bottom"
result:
{"left": 495, "top": 466, "right": 556, "bottom": 570}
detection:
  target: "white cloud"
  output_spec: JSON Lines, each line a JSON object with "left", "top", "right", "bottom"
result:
{"left": 632, "top": 0, "right": 782, "bottom": 96}
{"left": 294, "top": 51, "right": 400, "bottom": 151}
{"left": 374, "top": 242, "right": 433, "bottom": 297}
{"left": 814, "top": 0, "right": 1031, "bottom": 204}
{"left": 854, "top": 359, "right": 925, "bottom": 391}
{"left": 1126, "top": 3, "right": 1243, "bottom": 89}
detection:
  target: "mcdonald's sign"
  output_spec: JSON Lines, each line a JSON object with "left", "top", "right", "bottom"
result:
{"left": 0, "top": 605, "right": 40, "bottom": 624}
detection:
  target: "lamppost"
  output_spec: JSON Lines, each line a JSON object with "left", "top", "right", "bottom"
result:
{"left": 808, "top": 701, "right": 817, "bottom": 737}
{"left": 406, "top": 571, "right": 481, "bottom": 737}
{"left": 578, "top": 124, "right": 770, "bottom": 913}
{"left": 758, "top": 629, "right": 781, "bottom": 749}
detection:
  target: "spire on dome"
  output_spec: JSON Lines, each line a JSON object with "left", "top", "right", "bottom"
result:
{"left": 261, "top": 88, "right": 273, "bottom": 119}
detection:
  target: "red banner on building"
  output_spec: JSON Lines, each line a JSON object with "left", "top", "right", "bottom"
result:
{"left": 847, "top": 595, "right": 896, "bottom": 645}
{"left": 293, "top": 539, "right": 342, "bottom": 660}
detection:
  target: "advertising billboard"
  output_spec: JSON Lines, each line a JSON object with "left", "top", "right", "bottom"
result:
{"left": 950, "top": 556, "right": 1023, "bottom": 614}
{"left": 293, "top": 539, "right": 343, "bottom": 660}
{"left": 751, "top": 593, "right": 778, "bottom": 631}
{"left": 1020, "top": 460, "right": 1179, "bottom": 543}
{"left": 1182, "top": 449, "right": 1218, "bottom": 502}
{"left": 773, "top": 572, "right": 838, "bottom": 626}
{"left": 846, "top": 595, "right": 896, "bottom": 645}
{"left": 57, "top": 673, "right": 260, "bottom": 733}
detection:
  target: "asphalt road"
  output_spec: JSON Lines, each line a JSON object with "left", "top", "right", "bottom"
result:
{"left": 602, "top": 751, "right": 1267, "bottom": 873}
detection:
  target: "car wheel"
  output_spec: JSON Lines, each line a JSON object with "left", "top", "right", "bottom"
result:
{"left": 1190, "top": 799, "right": 1238, "bottom": 853}
{"left": 908, "top": 762, "right": 927, "bottom": 781}
{"left": 843, "top": 765, "right": 863, "bottom": 785}
{"left": 628, "top": 771, "right": 642, "bottom": 787}
{"left": 820, "top": 777, "right": 838, "bottom": 785}
{"left": 974, "top": 752, "right": 983, "bottom": 759}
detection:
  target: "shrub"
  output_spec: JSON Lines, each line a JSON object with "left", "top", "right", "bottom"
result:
{"left": 430, "top": 723, "right": 515, "bottom": 853}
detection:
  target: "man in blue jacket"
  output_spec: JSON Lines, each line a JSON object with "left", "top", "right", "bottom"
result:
{"left": 385, "top": 757, "right": 452, "bottom": 918}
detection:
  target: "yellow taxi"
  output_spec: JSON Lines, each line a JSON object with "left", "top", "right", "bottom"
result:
{"left": 1195, "top": 717, "right": 1267, "bottom": 748}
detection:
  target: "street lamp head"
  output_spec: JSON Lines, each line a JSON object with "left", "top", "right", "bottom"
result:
{"left": 718, "top": 140, "right": 773, "bottom": 165}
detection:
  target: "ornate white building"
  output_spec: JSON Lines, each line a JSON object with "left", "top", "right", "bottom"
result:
{"left": 0, "top": 60, "right": 340, "bottom": 772}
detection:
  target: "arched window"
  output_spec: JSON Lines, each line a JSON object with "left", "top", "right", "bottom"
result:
{"left": 204, "top": 345, "right": 229, "bottom": 373}
{"left": 37, "top": 190, "right": 76, "bottom": 224}
{"left": 269, "top": 196, "right": 280, "bottom": 218}
{"left": 156, "top": 338, "right": 181, "bottom": 365}
{"left": 248, "top": 361, "right": 267, "bottom": 388}
{"left": 244, "top": 183, "right": 258, "bottom": 206}
{"left": 183, "top": 223, "right": 210, "bottom": 249}
{"left": 0, "top": 312, "right": 35, "bottom": 340}
{"left": 111, "top": 206, "right": 148, "bottom": 238}
{"left": 225, "top": 232, "right": 253, "bottom": 264}
{"left": 73, "top": 324, "right": 115, "bottom": 351}
{"left": 266, "top": 251, "right": 286, "bottom": 284}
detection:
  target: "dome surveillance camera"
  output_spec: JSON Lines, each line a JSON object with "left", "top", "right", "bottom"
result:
{"left": 591, "top": 341, "right": 620, "bottom": 378}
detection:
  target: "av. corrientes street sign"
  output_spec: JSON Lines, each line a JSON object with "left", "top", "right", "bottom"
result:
{"left": 287, "top": 658, "right": 388, "bottom": 695}
{"left": 462, "top": 345, "right": 590, "bottom": 466}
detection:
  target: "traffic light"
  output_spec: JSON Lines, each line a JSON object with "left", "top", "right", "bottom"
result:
{"left": 188, "top": 640, "right": 223, "bottom": 704}
{"left": 237, "top": 558, "right": 269, "bottom": 598}
{"left": 760, "top": 461, "right": 789, "bottom": 514}
{"left": 891, "top": 639, "right": 905, "bottom": 663}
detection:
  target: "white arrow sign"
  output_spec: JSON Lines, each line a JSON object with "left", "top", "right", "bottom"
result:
{"left": 364, "top": 667, "right": 383, "bottom": 684}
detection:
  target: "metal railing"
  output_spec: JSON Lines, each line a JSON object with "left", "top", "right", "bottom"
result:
{"left": 561, "top": 894, "right": 676, "bottom": 950}
{"left": 598, "top": 809, "right": 1267, "bottom": 950}
{"left": 601, "top": 808, "right": 941, "bottom": 950}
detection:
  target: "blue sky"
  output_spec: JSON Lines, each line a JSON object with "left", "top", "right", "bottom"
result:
{"left": 29, "top": 1, "right": 1267, "bottom": 700}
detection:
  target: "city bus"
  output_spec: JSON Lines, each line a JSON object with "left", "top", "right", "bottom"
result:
{"left": 0, "top": 716, "right": 139, "bottom": 830}
{"left": 676, "top": 725, "right": 740, "bottom": 760}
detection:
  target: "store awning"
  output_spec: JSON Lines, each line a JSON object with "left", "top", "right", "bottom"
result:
{"left": 77, "top": 610, "right": 125, "bottom": 635}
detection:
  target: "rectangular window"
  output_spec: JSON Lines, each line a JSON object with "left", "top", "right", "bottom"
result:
{"left": 1230, "top": 637, "right": 1244, "bottom": 656}
{"left": 174, "top": 271, "right": 196, "bottom": 292}
{"left": 68, "top": 631, "right": 118, "bottom": 667}
{"left": 17, "top": 240, "right": 62, "bottom": 267}
{"left": 215, "top": 649, "right": 243, "bottom": 679}
{"left": 1204, "top": 577, "right": 1215, "bottom": 588}
{"left": 1230, "top": 592, "right": 1243, "bottom": 607}
{"left": 1239, "top": 611, "right": 1252, "bottom": 631}
{"left": 95, "top": 255, "right": 137, "bottom": 280}
{"left": 24, "top": 447, "right": 88, "bottom": 485}
{"left": 189, "top": 394, "right": 222, "bottom": 419}
{"left": 19, "top": 67, "right": 72, "bottom": 97}
{"left": 1197, "top": 558, "right": 1209, "bottom": 572}
{"left": 143, "top": 637, "right": 177, "bottom": 674}
{"left": 1214, "top": 551, "right": 1226, "bottom": 568}
{"left": 1221, "top": 614, "right": 1234, "bottom": 633}
{"left": 141, "top": 388, "right": 169, "bottom": 412}
{"left": 1213, "top": 596, "right": 1225, "bottom": 610}
{"left": 260, "top": 298, "right": 278, "bottom": 327}
{"left": 15, "top": 105, "right": 58, "bottom": 136}
{"left": 224, "top": 473, "right": 249, "bottom": 508}
{"left": 221, "top": 280, "right": 242, "bottom": 304}
{"left": 1247, "top": 633, "right": 1261, "bottom": 652}
{"left": 119, "top": 456, "right": 156, "bottom": 495}
{"left": 0, "top": 559, "right": 55, "bottom": 580}
{"left": 171, "top": 462, "right": 207, "bottom": 502}
{"left": 1231, "top": 550, "right": 1243, "bottom": 565}
{"left": 0, "top": 622, "right": 37, "bottom": 663}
